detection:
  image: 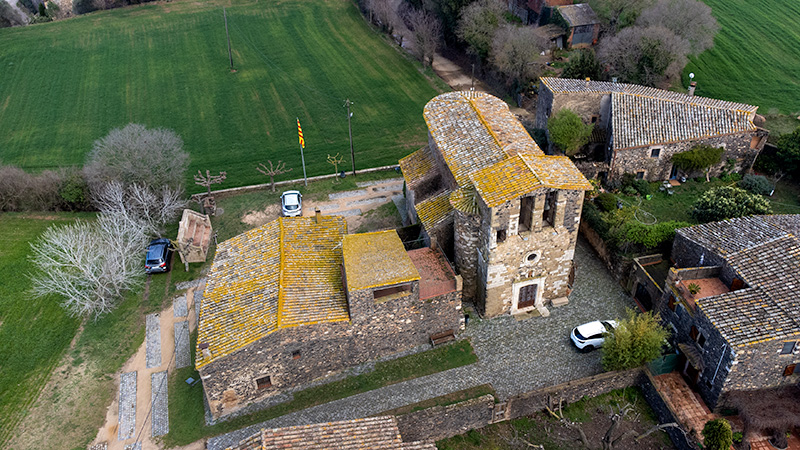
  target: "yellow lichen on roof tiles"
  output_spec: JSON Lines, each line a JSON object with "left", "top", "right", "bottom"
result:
{"left": 450, "top": 186, "right": 480, "bottom": 215}
{"left": 470, "top": 156, "right": 542, "bottom": 208}
{"left": 399, "top": 146, "right": 435, "bottom": 187}
{"left": 343, "top": 230, "right": 420, "bottom": 291}
{"left": 416, "top": 190, "right": 454, "bottom": 229}
{"left": 196, "top": 216, "right": 349, "bottom": 369}
{"left": 522, "top": 154, "right": 593, "bottom": 191}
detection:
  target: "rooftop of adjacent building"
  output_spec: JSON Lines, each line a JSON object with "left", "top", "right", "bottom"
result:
{"left": 197, "top": 217, "right": 460, "bottom": 369}
{"left": 557, "top": 3, "right": 599, "bottom": 26}
{"left": 674, "top": 215, "right": 800, "bottom": 348}
{"left": 540, "top": 77, "right": 760, "bottom": 150}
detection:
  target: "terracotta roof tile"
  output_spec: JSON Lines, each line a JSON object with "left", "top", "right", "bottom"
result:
{"left": 343, "top": 230, "right": 420, "bottom": 291}
{"left": 399, "top": 145, "right": 436, "bottom": 188}
{"left": 415, "top": 190, "right": 454, "bottom": 229}
{"left": 196, "top": 216, "right": 349, "bottom": 369}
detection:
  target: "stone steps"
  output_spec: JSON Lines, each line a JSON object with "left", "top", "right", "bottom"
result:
{"left": 118, "top": 371, "right": 137, "bottom": 440}
{"left": 151, "top": 371, "right": 169, "bottom": 437}
{"left": 173, "top": 294, "right": 188, "bottom": 318}
{"left": 174, "top": 321, "right": 190, "bottom": 369}
{"left": 145, "top": 314, "right": 161, "bottom": 369}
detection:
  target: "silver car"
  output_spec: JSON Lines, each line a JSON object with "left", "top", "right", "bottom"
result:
{"left": 281, "top": 190, "right": 302, "bottom": 217}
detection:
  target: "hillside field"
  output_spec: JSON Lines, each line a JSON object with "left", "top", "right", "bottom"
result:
{"left": 686, "top": 0, "right": 800, "bottom": 115}
{"left": 0, "top": 0, "right": 443, "bottom": 191}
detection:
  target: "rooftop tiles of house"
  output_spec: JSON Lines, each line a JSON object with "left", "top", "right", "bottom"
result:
{"left": 398, "top": 144, "right": 435, "bottom": 188}
{"left": 680, "top": 216, "right": 800, "bottom": 348}
{"left": 415, "top": 190, "right": 454, "bottom": 230}
{"left": 422, "top": 91, "right": 591, "bottom": 209}
{"left": 557, "top": 3, "right": 599, "bottom": 26}
{"left": 342, "top": 230, "right": 420, "bottom": 291}
{"left": 407, "top": 247, "right": 458, "bottom": 299}
{"left": 196, "top": 216, "right": 349, "bottom": 369}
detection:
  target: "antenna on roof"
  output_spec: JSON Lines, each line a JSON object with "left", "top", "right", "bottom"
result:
{"left": 688, "top": 73, "right": 697, "bottom": 96}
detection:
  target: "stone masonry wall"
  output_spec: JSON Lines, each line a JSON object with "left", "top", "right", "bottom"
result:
{"left": 200, "top": 284, "right": 462, "bottom": 419}
{"left": 454, "top": 209, "right": 481, "bottom": 301}
{"left": 611, "top": 132, "right": 765, "bottom": 182}
{"left": 476, "top": 189, "right": 583, "bottom": 317}
{"left": 721, "top": 340, "right": 800, "bottom": 404}
{"left": 396, "top": 395, "right": 496, "bottom": 442}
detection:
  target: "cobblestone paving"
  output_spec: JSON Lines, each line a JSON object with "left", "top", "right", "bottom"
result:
{"left": 174, "top": 320, "right": 190, "bottom": 369}
{"left": 173, "top": 294, "right": 188, "bottom": 318}
{"left": 194, "top": 288, "right": 203, "bottom": 320}
{"left": 175, "top": 277, "right": 206, "bottom": 291}
{"left": 151, "top": 371, "right": 169, "bottom": 437}
{"left": 208, "top": 237, "right": 635, "bottom": 450}
{"left": 117, "top": 372, "right": 137, "bottom": 440}
{"left": 89, "top": 442, "right": 107, "bottom": 450}
{"left": 356, "top": 178, "right": 403, "bottom": 188}
{"left": 145, "top": 314, "right": 161, "bottom": 369}
{"left": 123, "top": 443, "right": 141, "bottom": 450}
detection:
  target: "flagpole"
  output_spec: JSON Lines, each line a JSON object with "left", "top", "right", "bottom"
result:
{"left": 297, "top": 117, "right": 307, "bottom": 186}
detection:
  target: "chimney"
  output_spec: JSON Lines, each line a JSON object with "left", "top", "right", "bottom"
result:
{"left": 688, "top": 81, "right": 697, "bottom": 96}
{"left": 315, "top": 207, "right": 322, "bottom": 224}
{"left": 585, "top": 77, "right": 591, "bottom": 88}
{"left": 199, "top": 342, "right": 211, "bottom": 359}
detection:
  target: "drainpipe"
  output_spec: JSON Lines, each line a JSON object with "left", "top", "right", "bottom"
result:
{"left": 711, "top": 343, "right": 728, "bottom": 384}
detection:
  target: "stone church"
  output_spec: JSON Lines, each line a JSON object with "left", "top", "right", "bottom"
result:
{"left": 400, "top": 91, "right": 592, "bottom": 318}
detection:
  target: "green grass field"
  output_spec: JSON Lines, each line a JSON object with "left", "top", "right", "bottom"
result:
{"left": 686, "top": 0, "right": 800, "bottom": 114}
{"left": 0, "top": 213, "right": 84, "bottom": 445}
{"left": 0, "top": 0, "right": 443, "bottom": 191}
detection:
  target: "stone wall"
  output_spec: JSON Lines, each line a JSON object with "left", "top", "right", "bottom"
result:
{"left": 721, "top": 340, "right": 800, "bottom": 406}
{"left": 454, "top": 209, "right": 481, "bottom": 301}
{"left": 610, "top": 131, "right": 766, "bottom": 182}
{"left": 474, "top": 189, "right": 584, "bottom": 317}
{"left": 579, "top": 219, "right": 633, "bottom": 283}
{"left": 396, "top": 395, "right": 496, "bottom": 442}
{"left": 199, "top": 283, "right": 463, "bottom": 419}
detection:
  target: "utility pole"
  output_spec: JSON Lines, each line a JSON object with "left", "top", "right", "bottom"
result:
{"left": 470, "top": 63, "right": 475, "bottom": 94}
{"left": 345, "top": 99, "right": 356, "bottom": 176}
{"left": 223, "top": 7, "right": 234, "bottom": 72}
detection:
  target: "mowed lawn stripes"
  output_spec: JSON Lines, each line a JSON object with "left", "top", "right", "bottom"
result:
{"left": 687, "top": 0, "right": 800, "bottom": 114}
{"left": 0, "top": 0, "right": 442, "bottom": 190}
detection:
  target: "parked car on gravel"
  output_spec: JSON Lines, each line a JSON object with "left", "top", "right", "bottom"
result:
{"left": 281, "top": 190, "right": 302, "bottom": 217}
{"left": 570, "top": 320, "right": 618, "bottom": 351}
{"left": 145, "top": 238, "right": 173, "bottom": 274}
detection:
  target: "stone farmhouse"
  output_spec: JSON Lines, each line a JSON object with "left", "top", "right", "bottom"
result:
{"left": 536, "top": 77, "right": 769, "bottom": 182}
{"left": 400, "top": 91, "right": 592, "bottom": 318}
{"left": 634, "top": 215, "right": 800, "bottom": 409}
{"left": 227, "top": 416, "right": 435, "bottom": 450}
{"left": 195, "top": 215, "right": 462, "bottom": 419}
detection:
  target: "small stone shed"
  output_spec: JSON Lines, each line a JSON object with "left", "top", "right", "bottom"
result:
{"left": 400, "top": 92, "right": 592, "bottom": 318}
{"left": 556, "top": 4, "right": 600, "bottom": 47}
{"left": 536, "top": 77, "right": 769, "bottom": 182}
{"left": 639, "top": 215, "right": 800, "bottom": 409}
{"left": 196, "top": 216, "right": 463, "bottom": 419}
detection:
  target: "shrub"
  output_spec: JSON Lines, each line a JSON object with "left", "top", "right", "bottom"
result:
{"left": 739, "top": 174, "right": 772, "bottom": 196}
{"left": 58, "top": 171, "right": 92, "bottom": 211}
{"left": 618, "top": 220, "right": 690, "bottom": 250}
{"left": 562, "top": 49, "right": 606, "bottom": 81}
{"left": 702, "top": 418, "right": 733, "bottom": 450}
{"left": 582, "top": 201, "right": 611, "bottom": 241}
{"left": 602, "top": 309, "right": 669, "bottom": 371}
{"left": 671, "top": 145, "right": 724, "bottom": 181}
{"left": 0, "top": 165, "right": 68, "bottom": 211}
{"left": 691, "top": 186, "right": 771, "bottom": 223}
{"left": 595, "top": 192, "right": 617, "bottom": 212}
{"left": 547, "top": 108, "right": 593, "bottom": 156}
{"left": 622, "top": 186, "right": 637, "bottom": 196}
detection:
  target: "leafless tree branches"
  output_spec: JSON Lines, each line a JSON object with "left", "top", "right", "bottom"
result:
{"left": 30, "top": 214, "right": 147, "bottom": 319}
{"left": 407, "top": 9, "right": 441, "bottom": 67}
{"left": 92, "top": 181, "right": 186, "bottom": 238}
{"left": 194, "top": 170, "right": 227, "bottom": 196}
{"left": 256, "top": 161, "right": 292, "bottom": 192}
{"left": 636, "top": 0, "right": 719, "bottom": 55}
{"left": 490, "top": 24, "right": 548, "bottom": 86}
{"left": 598, "top": 25, "right": 690, "bottom": 87}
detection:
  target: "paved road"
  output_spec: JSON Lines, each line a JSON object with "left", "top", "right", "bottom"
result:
{"left": 208, "top": 237, "right": 635, "bottom": 450}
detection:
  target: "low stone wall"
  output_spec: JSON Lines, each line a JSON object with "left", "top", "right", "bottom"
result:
{"left": 579, "top": 221, "right": 633, "bottom": 285}
{"left": 396, "top": 368, "right": 696, "bottom": 450}
{"left": 396, "top": 395, "right": 495, "bottom": 442}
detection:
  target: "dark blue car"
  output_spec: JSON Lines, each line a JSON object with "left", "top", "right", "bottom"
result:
{"left": 145, "top": 238, "right": 173, "bottom": 274}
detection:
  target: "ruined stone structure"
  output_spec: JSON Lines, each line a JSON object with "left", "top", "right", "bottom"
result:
{"left": 536, "top": 77, "right": 769, "bottom": 182}
{"left": 196, "top": 217, "right": 462, "bottom": 419}
{"left": 400, "top": 92, "right": 592, "bottom": 317}
{"left": 643, "top": 215, "right": 800, "bottom": 408}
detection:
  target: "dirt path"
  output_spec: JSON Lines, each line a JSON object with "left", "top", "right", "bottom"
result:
{"left": 91, "top": 284, "right": 204, "bottom": 450}
{"left": 242, "top": 178, "right": 405, "bottom": 231}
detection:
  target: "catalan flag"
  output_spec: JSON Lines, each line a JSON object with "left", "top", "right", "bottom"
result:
{"left": 297, "top": 118, "right": 305, "bottom": 149}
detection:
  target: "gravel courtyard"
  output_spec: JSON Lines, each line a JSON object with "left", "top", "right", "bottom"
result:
{"left": 208, "top": 237, "right": 636, "bottom": 450}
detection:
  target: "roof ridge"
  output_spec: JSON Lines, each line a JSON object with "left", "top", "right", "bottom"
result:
{"left": 277, "top": 217, "right": 286, "bottom": 329}
{"left": 611, "top": 91, "right": 756, "bottom": 114}
{"left": 466, "top": 95, "right": 504, "bottom": 152}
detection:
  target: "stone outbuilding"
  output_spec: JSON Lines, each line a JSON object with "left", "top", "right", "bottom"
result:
{"left": 536, "top": 77, "right": 769, "bottom": 182}
{"left": 508, "top": 0, "right": 572, "bottom": 25}
{"left": 195, "top": 216, "right": 462, "bottom": 419}
{"left": 556, "top": 4, "right": 600, "bottom": 48}
{"left": 636, "top": 215, "right": 800, "bottom": 409}
{"left": 400, "top": 91, "right": 592, "bottom": 318}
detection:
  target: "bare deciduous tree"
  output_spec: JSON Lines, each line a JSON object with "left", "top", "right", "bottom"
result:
{"left": 598, "top": 25, "right": 690, "bottom": 87}
{"left": 84, "top": 123, "right": 190, "bottom": 193}
{"left": 408, "top": 9, "right": 441, "bottom": 67}
{"left": 327, "top": 153, "right": 346, "bottom": 183}
{"left": 636, "top": 0, "right": 719, "bottom": 55}
{"left": 490, "top": 24, "right": 548, "bottom": 86}
{"left": 365, "top": 0, "right": 396, "bottom": 34}
{"left": 30, "top": 214, "right": 147, "bottom": 319}
{"left": 456, "top": 0, "right": 505, "bottom": 60}
{"left": 588, "top": 0, "right": 653, "bottom": 35}
{"left": 194, "top": 170, "right": 227, "bottom": 196}
{"left": 256, "top": 161, "right": 292, "bottom": 192}
{"left": 93, "top": 181, "right": 187, "bottom": 238}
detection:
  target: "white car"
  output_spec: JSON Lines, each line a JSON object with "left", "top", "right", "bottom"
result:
{"left": 570, "top": 320, "right": 618, "bottom": 351}
{"left": 280, "top": 190, "right": 302, "bottom": 217}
